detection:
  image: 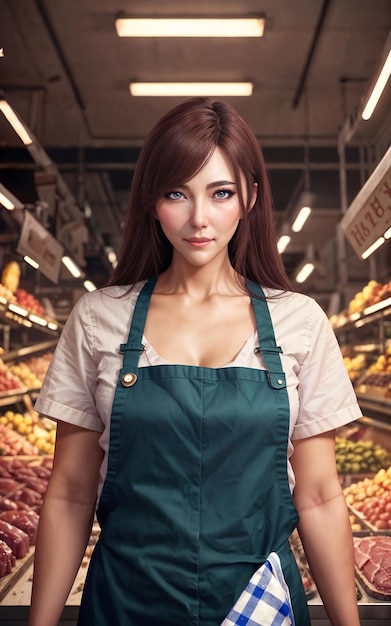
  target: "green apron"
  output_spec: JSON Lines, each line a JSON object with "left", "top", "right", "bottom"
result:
{"left": 78, "top": 277, "right": 311, "bottom": 626}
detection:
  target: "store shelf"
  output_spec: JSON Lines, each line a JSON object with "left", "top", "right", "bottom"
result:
{"left": 0, "top": 298, "right": 61, "bottom": 338}
{"left": 332, "top": 298, "right": 391, "bottom": 334}
{"left": 1, "top": 339, "right": 58, "bottom": 363}
{"left": 357, "top": 397, "right": 391, "bottom": 423}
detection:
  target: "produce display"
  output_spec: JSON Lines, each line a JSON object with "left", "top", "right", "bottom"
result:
{"left": 8, "top": 363, "right": 42, "bottom": 390}
{"left": 0, "top": 261, "right": 21, "bottom": 295}
{"left": 0, "top": 424, "right": 39, "bottom": 456}
{"left": 335, "top": 437, "right": 390, "bottom": 474}
{"left": 329, "top": 278, "right": 391, "bottom": 328}
{"left": 342, "top": 354, "right": 367, "bottom": 383}
{"left": 0, "top": 410, "right": 56, "bottom": 455}
{"left": 14, "top": 288, "right": 45, "bottom": 317}
{"left": 355, "top": 347, "right": 391, "bottom": 399}
{"left": 343, "top": 467, "right": 391, "bottom": 530}
{"left": 7, "top": 352, "right": 53, "bottom": 390}
{"left": 0, "top": 359, "right": 26, "bottom": 395}
{"left": 0, "top": 284, "right": 16, "bottom": 304}
{"left": 354, "top": 535, "right": 391, "bottom": 600}
{"left": 0, "top": 261, "right": 50, "bottom": 321}
{"left": 347, "top": 280, "right": 391, "bottom": 316}
{"left": 20, "top": 352, "right": 52, "bottom": 383}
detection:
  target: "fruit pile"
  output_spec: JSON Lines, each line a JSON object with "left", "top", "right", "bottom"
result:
{"left": 343, "top": 467, "right": 391, "bottom": 530}
{"left": 0, "top": 261, "right": 46, "bottom": 316}
{"left": 15, "top": 288, "right": 45, "bottom": 316}
{"left": 342, "top": 354, "right": 366, "bottom": 383}
{"left": 8, "top": 362, "right": 42, "bottom": 390}
{"left": 335, "top": 437, "right": 390, "bottom": 474}
{"left": 22, "top": 352, "right": 52, "bottom": 382}
{"left": 0, "top": 359, "right": 25, "bottom": 394}
{"left": 0, "top": 423, "right": 39, "bottom": 456}
{"left": 0, "top": 410, "right": 55, "bottom": 455}
{"left": 329, "top": 278, "right": 391, "bottom": 328}
{"left": 0, "top": 283, "right": 16, "bottom": 303}
{"left": 366, "top": 347, "right": 391, "bottom": 375}
{"left": 0, "top": 261, "right": 20, "bottom": 294}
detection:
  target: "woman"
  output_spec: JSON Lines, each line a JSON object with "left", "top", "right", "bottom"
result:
{"left": 29, "top": 98, "right": 362, "bottom": 626}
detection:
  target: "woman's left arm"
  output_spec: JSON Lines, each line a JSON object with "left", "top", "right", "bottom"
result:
{"left": 290, "top": 430, "right": 361, "bottom": 626}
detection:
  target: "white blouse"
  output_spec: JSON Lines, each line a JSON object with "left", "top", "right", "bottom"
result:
{"left": 35, "top": 282, "right": 362, "bottom": 496}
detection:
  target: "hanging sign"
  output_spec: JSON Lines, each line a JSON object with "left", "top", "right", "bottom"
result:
{"left": 340, "top": 146, "right": 391, "bottom": 259}
{"left": 17, "top": 211, "right": 64, "bottom": 283}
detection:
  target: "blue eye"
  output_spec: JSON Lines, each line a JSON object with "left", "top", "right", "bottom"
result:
{"left": 166, "top": 191, "right": 184, "bottom": 200}
{"left": 214, "top": 189, "right": 235, "bottom": 199}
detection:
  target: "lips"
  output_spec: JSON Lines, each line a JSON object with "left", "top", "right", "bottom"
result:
{"left": 185, "top": 237, "right": 212, "bottom": 243}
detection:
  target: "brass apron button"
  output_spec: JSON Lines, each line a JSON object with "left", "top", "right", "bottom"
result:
{"left": 121, "top": 372, "right": 137, "bottom": 387}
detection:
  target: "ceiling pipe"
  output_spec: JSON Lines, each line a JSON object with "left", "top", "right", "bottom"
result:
{"left": 34, "top": 0, "right": 92, "bottom": 138}
{"left": 292, "top": 0, "right": 332, "bottom": 109}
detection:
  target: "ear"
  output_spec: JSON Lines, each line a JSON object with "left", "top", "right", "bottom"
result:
{"left": 249, "top": 182, "right": 258, "bottom": 211}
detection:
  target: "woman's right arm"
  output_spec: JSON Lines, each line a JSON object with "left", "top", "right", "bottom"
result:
{"left": 28, "top": 421, "right": 104, "bottom": 626}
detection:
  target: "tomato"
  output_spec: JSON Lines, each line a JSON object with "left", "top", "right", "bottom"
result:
{"left": 375, "top": 520, "right": 388, "bottom": 530}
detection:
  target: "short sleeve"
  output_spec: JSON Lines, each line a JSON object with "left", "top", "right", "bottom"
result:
{"left": 292, "top": 299, "right": 362, "bottom": 440}
{"left": 34, "top": 293, "right": 104, "bottom": 432}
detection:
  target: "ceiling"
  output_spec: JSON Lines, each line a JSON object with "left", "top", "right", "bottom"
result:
{"left": 0, "top": 0, "right": 391, "bottom": 308}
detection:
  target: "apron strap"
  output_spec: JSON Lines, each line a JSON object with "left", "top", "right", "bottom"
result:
{"left": 120, "top": 276, "right": 158, "bottom": 372}
{"left": 246, "top": 280, "right": 286, "bottom": 390}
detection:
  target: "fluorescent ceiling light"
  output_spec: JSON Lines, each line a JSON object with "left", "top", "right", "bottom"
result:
{"left": 130, "top": 82, "right": 253, "bottom": 97}
{"left": 362, "top": 48, "right": 391, "bottom": 120}
{"left": 361, "top": 236, "right": 385, "bottom": 259}
{"left": 363, "top": 296, "right": 391, "bottom": 316}
{"left": 295, "top": 262, "right": 315, "bottom": 284}
{"left": 24, "top": 255, "right": 40, "bottom": 269}
{"left": 8, "top": 302, "right": 28, "bottom": 316}
{"left": 83, "top": 280, "right": 97, "bottom": 292}
{"left": 29, "top": 314, "right": 47, "bottom": 326}
{"left": 277, "top": 235, "right": 291, "bottom": 254}
{"left": 116, "top": 18, "right": 265, "bottom": 38}
{"left": 0, "top": 100, "right": 33, "bottom": 145}
{"left": 0, "top": 191, "right": 15, "bottom": 211}
{"left": 0, "top": 183, "right": 24, "bottom": 210}
{"left": 384, "top": 226, "right": 391, "bottom": 239}
{"left": 62, "top": 255, "right": 82, "bottom": 278}
{"left": 291, "top": 206, "right": 311, "bottom": 233}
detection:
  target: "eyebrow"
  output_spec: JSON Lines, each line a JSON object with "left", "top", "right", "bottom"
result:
{"left": 180, "top": 179, "right": 236, "bottom": 190}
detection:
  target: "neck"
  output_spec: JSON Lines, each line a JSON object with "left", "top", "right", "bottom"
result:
{"left": 156, "top": 259, "right": 244, "bottom": 298}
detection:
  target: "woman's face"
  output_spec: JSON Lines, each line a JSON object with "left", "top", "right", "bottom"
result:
{"left": 155, "top": 147, "right": 255, "bottom": 270}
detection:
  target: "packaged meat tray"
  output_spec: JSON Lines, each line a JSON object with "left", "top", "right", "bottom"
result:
{"left": 353, "top": 535, "right": 391, "bottom": 600}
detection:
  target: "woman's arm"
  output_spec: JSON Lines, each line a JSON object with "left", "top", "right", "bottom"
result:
{"left": 28, "top": 421, "right": 104, "bottom": 626}
{"left": 290, "top": 430, "right": 360, "bottom": 626}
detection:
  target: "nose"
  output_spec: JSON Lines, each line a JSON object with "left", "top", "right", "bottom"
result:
{"left": 190, "top": 198, "right": 208, "bottom": 229}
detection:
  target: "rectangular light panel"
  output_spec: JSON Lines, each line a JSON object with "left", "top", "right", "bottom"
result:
{"left": 116, "top": 18, "right": 265, "bottom": 38}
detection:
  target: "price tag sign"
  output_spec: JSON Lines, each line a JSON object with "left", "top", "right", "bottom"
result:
{"left": 340, "top": 146, "right": 391, "bottom": 258}
{"left": 17, "top": 211, "right": 64, "bottom": 283}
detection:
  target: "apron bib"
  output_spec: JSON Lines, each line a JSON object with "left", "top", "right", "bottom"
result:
{"left": 78, "top": 278, "right": 310, "bottom": 626}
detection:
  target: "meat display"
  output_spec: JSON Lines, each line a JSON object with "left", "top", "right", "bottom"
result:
{"left": 0, "top": 519, "right": 30, "bottom": 559}
{"left": 0, "top": 457, "right": 50, "bottom": 580}
{"left": 0, "top": 478, "right": 20, "bottom": 497}
{"left": 0, "top": 510, "right": 39, "bottom": 545}
{"left": 0, "top": 539, "right": 15, "bottom": 577}
{"left": 354, "top": 535, "right": 391, "bottom": 600}
{"left": 0, "top": 498, "right": 18, "bottom": 512}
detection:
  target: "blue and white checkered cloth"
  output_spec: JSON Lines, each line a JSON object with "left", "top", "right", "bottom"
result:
{"left": 221, "top": 552, "right": 295, "bottom": 626}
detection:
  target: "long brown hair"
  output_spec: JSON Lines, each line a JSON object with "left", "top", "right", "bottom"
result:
{"left": 108, "top": 97, "right": 292, "bottom": 291}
